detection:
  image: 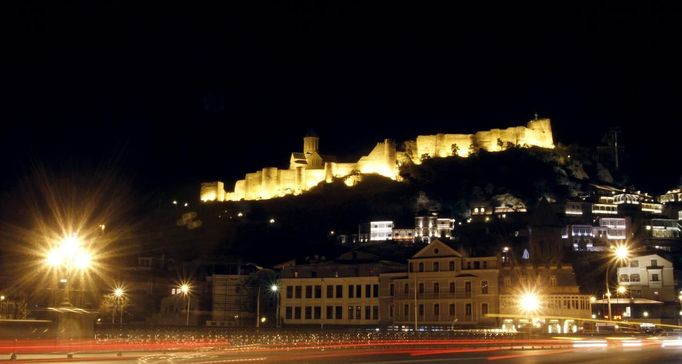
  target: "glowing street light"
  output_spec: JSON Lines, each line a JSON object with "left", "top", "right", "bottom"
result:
{"left": 44, "top": 234, "right": 94, "bottom": 306}
{"left": 614, "top": 244, "right": 630, "bottom": 262}
{"left": 112, "top": 286, "right": 126, "bottom": 324}
{"left": 178, "top": 282, "right": 191, "bottom": 326}
{"left": 271, "top": 284, "right": 280, "bottom": 328}
{"left": 606, "top": 243, "right": 631, "bottom": 320}
{"left": 518, "top": 291, "right": 541, "bottom": 315}
{"left": 617, "top": 285, "right": 627, "bottom": 295}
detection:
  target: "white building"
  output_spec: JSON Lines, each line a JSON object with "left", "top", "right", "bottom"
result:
{"left": 415, "top": 214, "right": 455, "bottom": 243}
{"left": 598, "top": 217, "right": 629, "bottom": 241}
{"left": 359, "top": 221, "right": 394, "bottom": 242}
{"left": 617, "top": 254, "right": 676, "bottom": 302}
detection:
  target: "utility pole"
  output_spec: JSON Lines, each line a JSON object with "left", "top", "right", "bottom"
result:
{"left": 256, "top": 286, "right": 261, "bottom": 328}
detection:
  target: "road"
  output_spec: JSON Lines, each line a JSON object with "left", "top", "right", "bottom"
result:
{"left": 4, "top": 341, "right": 682, "bottom": 364}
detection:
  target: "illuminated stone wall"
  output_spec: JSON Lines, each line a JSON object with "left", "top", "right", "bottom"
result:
{"left": 200, "top": 119, "right": 555, "bottom": 202}
{"left": 200, "top": 134, "right": 400, "bottom": 202}
{"left": 413, "top": 118, "right": 554, "bottom": 163}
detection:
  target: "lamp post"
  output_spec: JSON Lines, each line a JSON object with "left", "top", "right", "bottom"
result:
{"left": 179, "top": 283, "right": 191, "bottom": 326}
{"left": 518, "top": 290, "right": 541, "bottom": 334}
{"left": 113, "top": 287, "right": 125, "bottom": 325}
{"left": 606, "top": 244, "right": 630, "bottom": 321}
{"left": 45, "top": 234, "right": 92, "bottom": 307}
{"left": 271, "top": 284, "right": 280, "bottom": 328}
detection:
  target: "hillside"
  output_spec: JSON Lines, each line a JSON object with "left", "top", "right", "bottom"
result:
{"left": 138, "top": 146, "right": 604, "bottom": 266}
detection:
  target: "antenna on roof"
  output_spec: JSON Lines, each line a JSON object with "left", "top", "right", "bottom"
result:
{"left": 533, "top": 113, "right": 539, "bottom": 120}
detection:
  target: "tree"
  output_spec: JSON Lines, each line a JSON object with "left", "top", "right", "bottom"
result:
{"left": 468, "top": 143, "right": 478, "bottom": 156}
{"left": 451, "top": 144, "right": 460, "bottom": 157}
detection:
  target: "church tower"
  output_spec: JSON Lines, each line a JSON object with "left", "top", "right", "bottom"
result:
{"left": 303, "top": 129, "right": 319, "bottom": 155}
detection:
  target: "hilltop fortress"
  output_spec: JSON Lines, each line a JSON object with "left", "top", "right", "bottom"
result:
{"left": 201, "top": 118, "right": 554, "bottom": 202}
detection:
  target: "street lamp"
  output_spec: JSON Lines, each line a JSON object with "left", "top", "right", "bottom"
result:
{"left": 44, "top": 234, "right": 93, "bottom": 307}
{"left": 517, "top": 290, "right": 541, "bottom": 333}
{"left": 179, "top": 283, "right": 191, "bottom": 326}
{"left": 606, "top": 243, "right": 630, "bottom": 321}
{"left": 271, "top": 284, "right": 280, "bottom": 328}
{"left": 112, "top": 287, "right": 125, "bottom": 325}
{"left": 519, "top": 292, "right": 541, "bottom": 315}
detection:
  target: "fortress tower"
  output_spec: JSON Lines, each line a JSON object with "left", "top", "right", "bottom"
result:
{"left": 303, "top": 129, "right": 319, "bottom": 155}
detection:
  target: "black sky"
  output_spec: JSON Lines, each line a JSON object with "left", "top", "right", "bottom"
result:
{"left": 2, "top": 3, "right": 681, "bottom": 202}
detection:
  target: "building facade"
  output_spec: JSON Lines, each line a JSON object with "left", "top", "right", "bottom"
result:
{"left": 278, "top": 257, "right": 405, "bottom": 326}
{"left": 617, "top": 254, "right": 676, "bottom": 302}
{"left": 205, "top": 274, "right": 252, "bottom": 327}
{"left": 385, "top": 240, "right": 500, "bottom": 328}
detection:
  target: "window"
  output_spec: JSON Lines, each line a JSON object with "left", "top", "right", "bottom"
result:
{"left": 481, "top": 281, "right": 488, "bottom": 294}
{"left": 305, "top": 306, "right": 312, "bottom": 319}
{"left": 390, "top": 284, "right": 395, "bottom": 296}
{"left": 652, "top": 274, "right": 660, "bottom": 282}
{"left": 419, "top": 304, "right": 424, "bottom": 317}
{"left": 482, "top": 261, "right": 487, "bottom": 269}
{"left": 409, "top": 262, "right": 413, "bottom": 272}
{"left": 434, "top": 283, "right": 440, "bottom": 294}
{"left": 449, "top": 282, "right": 455, "bottom": 293}
{"left": 326, "top": 306, "right": 333, "bottom": 319}
{"left": 474, "top": 261, "right": 480, "bottom": 269}
{"left": 651, "top": 259, "right": 659, "bottom": 267}
{"left": 373, "top": 284, "right": 379, "bottom": 298}
{"left": 335, "top": 306, "right": 342, "bottom": 319}
{"left": 419, "top": 262, "right": 424, "bottom": 272}
{"left": 373, "top": 305, "right": 379, "bottom": 320}
{"left": 348, "top": 306, "right": 354, "bottom": 320}
{"left": 349, "top": 285, "right": 354, "bottom": 298}
{"left": 434, "top": 304, "right": 440, "bottom": 317}
{"left": 314, "top": 306, "right": 321, "bottom": 319}
{"left": 356, "top": 285, "right": 362, "bottom": 298}
{"left": 365, "top": 284, "right": 371, "bottom": 298}
{"left": 465, "top": 281, "right": 471, "bottom": 296}
{"left": 619, "top": 274, "right": 629, "bottom": 282}
{"left": 305, "top": 286, "right": 312, "bottom": 299}
{"left": 294, "top": 306, "right": 301, "bottom": 319}
{"left": 286, "top": 286, "right": 293, "bottom": 299}
{"left": 504, "top": 277, "right": 511, "bottom": 287}
{"left": 630, "top": 260, "right": 639, "bottom": 268}
{"left": 336, "top": 285, "right": 343, "bottom": 298}
{"left": 365, "top": 306, "right": 371, "bottom": 320}
{"left": 449, "top": 261, "right": 455, "bottom": 271}
{"left": 630, "top": 274, "right": 641, "bottom": 282}
{"left": 550, "top": 276, "right": 557, "bottom": 287}
{"left": 481, "top": 303, "right": 489, "bottom": 316}
{"left": 356, "top": 306, "right": 361, "bottom": 319}
{"left": 419, "top": 283, "right": 424, "bottom": 294}
{"left": 449, "top": 304, "right": 455, "bottom": 316}
{"left": 404, "top": 304, "right": 409, "bottom": 318}
{"left": 295, "top": 286, "right": 302, "bottom": 299}
{"left": 314, "top": 285, "right": 321, "bottom": 299}
{"left": 327, "top": 285, "right": 333, "bottom": 298}
{"left": 404, "top": 283, "right": 409, "bottom": 295}
{"left": 433, "top": 262, "right": 440, "bottom": 272}
{"left": 389, "top": 304, "right": 394, "bottom": 318}
{"left": 286, "top": 306, "right": 293, "bottom": 319}
{"left": 465, "top": 304, "right": 472, "bottom": 317}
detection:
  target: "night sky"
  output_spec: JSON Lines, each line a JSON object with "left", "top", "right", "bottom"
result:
{"left": 2, "top": 3, "right": 681, "bottom": 204}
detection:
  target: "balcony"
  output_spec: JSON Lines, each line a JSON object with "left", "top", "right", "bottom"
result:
{"left": 392, "top": 292, "right": 474, "bottom": 299}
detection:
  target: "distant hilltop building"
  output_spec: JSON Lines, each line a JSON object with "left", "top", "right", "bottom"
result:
{"left": 201, "top": 118, "right": 555, "bottom": 202}
{"left": 201, "top": 130, "right": 399, "bottom": 201}
{"left": 411, "top": 118, "right": 554, "bottom": 162}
